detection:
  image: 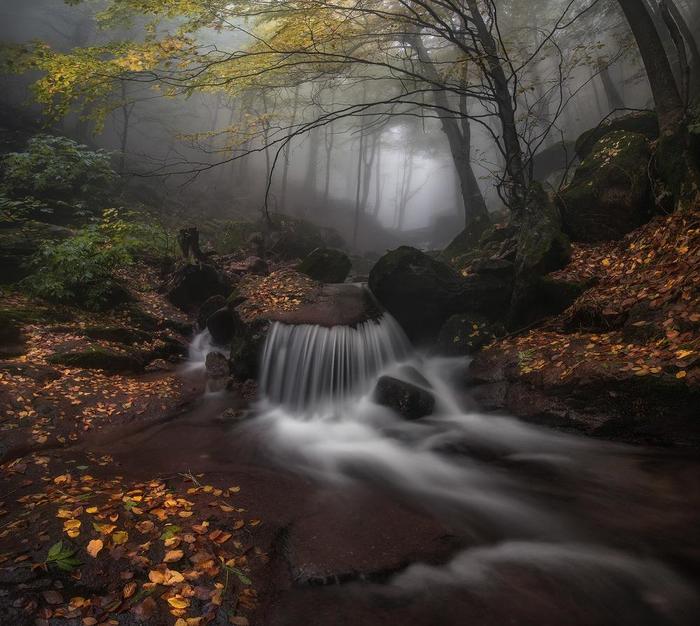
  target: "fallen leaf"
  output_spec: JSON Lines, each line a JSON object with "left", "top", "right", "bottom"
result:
{"left": 164, "top": 549, "right": 184, "bottom": 563}
{"left": 86, "top": 539, "right": 103, "bottom": 558}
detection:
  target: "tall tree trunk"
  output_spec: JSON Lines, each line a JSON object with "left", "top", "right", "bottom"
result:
{"left": 373, "top": 142, "right": 383, "bottom": 216}
{"left": 352, "top": 129, "right": 365, "bottom": 249}
{"left": 408, "top": 33, "right": 490, "bottom": 239}
{"left": 598, "top": 61, "right": 625, "bottom": 110}
{"left": 465, "top": 0, "right": 528, "bottom": 211}
{"left": 665, "top": 0, "right": 700, "bottom": 93}
{"left": 280, "top": 85, "right": 300, "bottom": 214}
{"left": 303, "top": 125, "right": 320, "bottom": 198}
{"left": 360, "top": 131, "right": 379, "bottom": 211}
{"left": 617, "top": 0, "right": 685, "bottom": 132}
{"left": 322, "top": 123, "right": 334, "bottom": 205}
{"left": 397, "top": 147, "right": 415, "bottom": 230}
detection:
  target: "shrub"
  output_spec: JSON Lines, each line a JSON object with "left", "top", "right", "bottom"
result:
{"left": 25, "top": 225, "right": 132, "bottom": 310}
{"left": 1, "top": 134, "right": 117, "bottom": 222}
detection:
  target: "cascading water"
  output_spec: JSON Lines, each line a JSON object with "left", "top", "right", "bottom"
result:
{"left": 176, "top": 304, "right": 700, "bottom": 623}
{"left": 258, "top": 313, "right": 411, "bottom": 411}
{"left": 248, "top": 313, "right": 700, "bottom": 623}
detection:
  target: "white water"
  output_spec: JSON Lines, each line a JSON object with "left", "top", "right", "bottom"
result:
{"left": 259, "top": 314, "right": 411, "bottom": 411}
{"left": 186, "top": 314, "right": 699, "bottom": 622}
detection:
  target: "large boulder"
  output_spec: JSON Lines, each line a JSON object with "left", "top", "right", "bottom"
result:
{"left": 196, "top": 295, "right": 227, "bottom": 330}
{"left": 510, "top": 184, "right": 572, "bottom": 327}
{"left": 558, "top": 131, "right": 653, "bottom": 242}
{"left": 297, "top": 248, "right": 351, "bottom": 283}
{"left": 165, "top": 262, "right": 230, "bottom": 312}
{"left": 207, "top": 307, "right": 236, "bottom": 344}
{"left": 0, "top": 220, "right": 72, "bottom": 283}
{"left": 369, "top": 247, "right": 466, "bottom": 343}
{"left": 373, "top": 375, "right": 435, "bottom": 420}
{"left": 574, "top": 111, "right": 658, "bottom": 160}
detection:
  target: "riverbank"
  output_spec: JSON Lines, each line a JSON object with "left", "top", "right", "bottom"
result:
{"left": 467, "top": 203, "right": 700, "bottom": 448}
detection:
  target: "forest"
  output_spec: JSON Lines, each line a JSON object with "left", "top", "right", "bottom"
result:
{"left": 0, "top": 0, "right": 699, "bottom": 625}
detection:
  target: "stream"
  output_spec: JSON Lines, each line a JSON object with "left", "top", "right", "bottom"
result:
{"left": 92, "top": 315, "right": 700, "bottom": 625}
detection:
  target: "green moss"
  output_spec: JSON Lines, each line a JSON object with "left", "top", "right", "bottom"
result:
{"left": 558, "top": 131, "right": 652, "bottom": 242}
{"left": 574, "top": 111, "right": 658, "bottom": 160}
{"left": 47, "top": 347, "right": 143, "bottom": 372}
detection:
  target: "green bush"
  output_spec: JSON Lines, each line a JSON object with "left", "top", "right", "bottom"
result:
{"left": 25, "top": 225, "right": 132, "bottom": 310}
{"left": 100, "top": 207, "right": 177, "bottom": 261}
{"left": 1, "top": 134, "right": 117, "bottom": 222}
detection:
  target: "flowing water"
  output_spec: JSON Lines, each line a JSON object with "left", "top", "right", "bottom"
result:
{"left": 108, "top": 313, "right": 700, "bottom": 625}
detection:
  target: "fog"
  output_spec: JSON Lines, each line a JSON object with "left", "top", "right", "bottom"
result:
{"left": 1, "top": 0, "right": 698, "bottom": 251}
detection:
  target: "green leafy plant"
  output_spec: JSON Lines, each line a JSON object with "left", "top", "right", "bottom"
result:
{"left": 45, "top": 541, "right": 81, "bottom": 572}
{"left": 25, "top": 225, "right": 132, "bottom": 310}
{"left": 1, "top": 134, "right": 117, "bottom": 222}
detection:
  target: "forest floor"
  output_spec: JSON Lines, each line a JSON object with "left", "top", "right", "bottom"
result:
{"left": 469, "top": 202, "right": 700, "bottom": 446}
{"left": 0, "top": 267, "right": 265, "bottom": 626}
{"left": 2, "top": 203, "right": 700, "bottom": 626}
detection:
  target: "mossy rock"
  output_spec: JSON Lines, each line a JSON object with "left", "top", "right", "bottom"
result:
{"left": 229, "top": 316, "right": 269, "bottom": 380}
{"left": 297, "top": 248, "right": 351, "bottom": 283}
{"left": 0, "top": 220, "right": 73, "bottom": 283}
{"left": 369, "top": 246, "right": 466, "bottom": 342}
{"left": 516, "top": 183, "right": 571, "bottom": 275}
{"left": 575, "top": 111, "right": 658, "bottom": 160}
{"left": 558, "top": 131, "right": 653, "bottom": 243}
{"left": 82, "top": 325, "right": 151, "bottom": 345}
{"left": 47, "top": 347, "right": 143, "bottom": 372}
{"left": 436, "top": 313, "right": 505, "bottom": 356}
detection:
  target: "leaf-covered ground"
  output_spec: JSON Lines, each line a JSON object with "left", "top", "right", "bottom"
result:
{"left": 470, "top": 203, "right": 700, "bottom": 441}
{"left": 505, "top": 204, "right": 699, "bottom": 381}
{"left": 0, "top": 263, "right": 264, "bottom": 625}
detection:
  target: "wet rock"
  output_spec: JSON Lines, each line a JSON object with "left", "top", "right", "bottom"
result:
{"left": 369, "top": 246, "right": 465, "bottom": 343}
{"left": 268, "top": 283, "right": 380, "bottom": 327}
{"left": 165, "top": 262, "right": 230, "bottom": 312}
{"left": 558, "top": 131, "right": 653, "bottom": 242}
{"left": 81, "top": 325, "right": 150, "bottom": 345}
{"left": 516, "top": 184, "right": 571, "bottom": 277}
{"left": 217, "top": 407, "right": 248, "bottom": 423}
{"left": 437, "top": 314, "right": 505, "bottom": 356}
{"left": 206, "top": 307, "right": 236, "bottom": 345}
{"left": 574, "top": 111, "right": 658, "bottom": 160}
{"left": 144, "top": 358, "right": 176, "bottom": 372}
{"left": 205, "top": 351, "right": 229, "bottom": 378}
{"left": 47, "top": 347, "right": 143, "bottom": 372}
{"left": 297, "top": 247, "right": 351, "bottom": 283}
{"left": 230, "top": 316, "right": 269, "bottom": 381}
{"left": 510, "top": 184, "right": 572, "bottom": 327}
{"left": 373, "top": 375, "right": 435, "bottom": 420}
{"left": 197, "top": 295, "right": 227, "bottom": 330}
{"left": 0, "top": 220, "right": 73, "bottom": 283}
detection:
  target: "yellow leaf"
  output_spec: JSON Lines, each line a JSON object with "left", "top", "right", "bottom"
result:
{"left": 94, "top": 523, "right": 116, "bottom": 535}
{"left": 87, "top": 539, "right": 103, "bottom": 558}
{"left": 676, "top": 370, "right": 687, "bottom": 379}
{"left": 167, "top": 596, "right": 190, "bottom": 609}
{"left": 164, "top": 550, "right": 184, "bottom": 563}
{"left": 112, "top": 531, "right": 129, "bottom": 546}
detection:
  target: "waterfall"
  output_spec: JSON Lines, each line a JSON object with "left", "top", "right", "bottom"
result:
{"left": 259, "top": 313, "right": 411, "bottom": 411}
